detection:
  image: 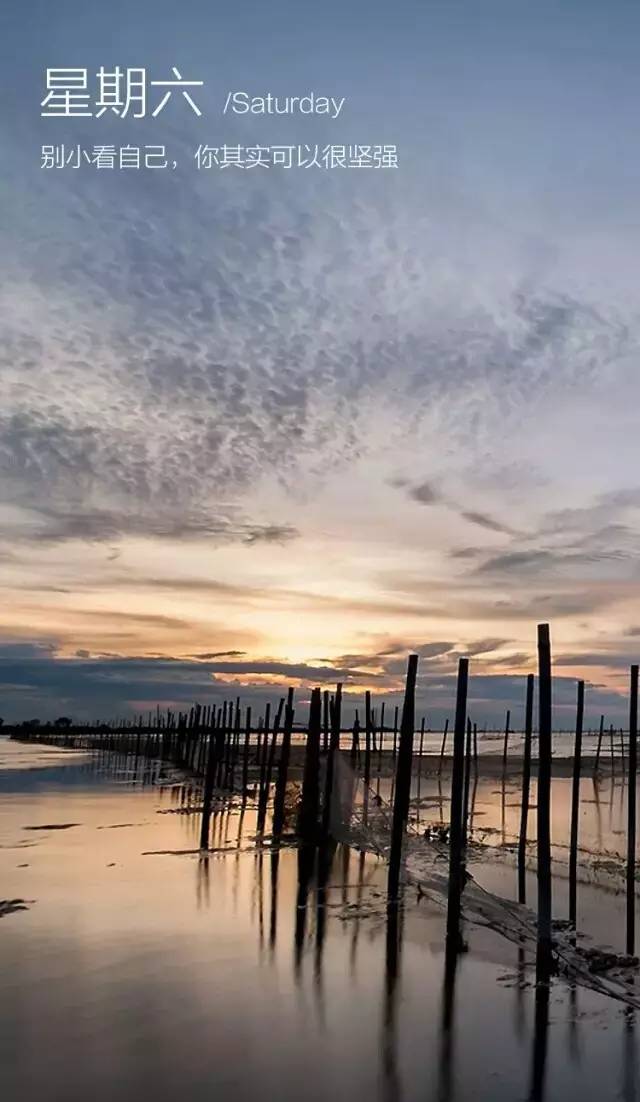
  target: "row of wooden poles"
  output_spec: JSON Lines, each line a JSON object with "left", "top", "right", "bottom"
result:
{"left": 436, "top": 624, "right": 639, "bottom": 973}
{"left": 13, "top": 621, "right": 639, "bottom": 972}
{"left": 370, "top": 623, "right": 639, "bottom": 976}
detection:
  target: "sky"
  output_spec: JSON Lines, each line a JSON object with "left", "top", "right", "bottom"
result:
{"left": 1, "top": 0, "right": 640, "bottom": 725}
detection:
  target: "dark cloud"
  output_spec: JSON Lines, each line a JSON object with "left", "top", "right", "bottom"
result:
{"left": 0, "top": 641, "right": 629, "bottom": 726}
{"left": 0, "top": 497, "right": 299, "bottom": 548}
{"left": 464, "top": 637, "right": 511, "bottom": 657}
{"left": 408, "top": 481, "right": 440, "bottom": 506}
{"left": 555, "top": 652, "right": 639, "bottom": 670}
{"left": 190, "top": 650, "right": 247, "bottom": 660}
{"left": 460, "top": 511, "right": 518, "bottom": 536}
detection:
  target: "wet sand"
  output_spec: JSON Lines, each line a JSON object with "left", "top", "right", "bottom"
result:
{"left": 1, "top": 736, "right": 639, "bottom": 1102}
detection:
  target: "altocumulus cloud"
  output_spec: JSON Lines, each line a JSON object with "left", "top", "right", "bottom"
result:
{"left": 1, "top": 134, "right": 638, "bottom": 553}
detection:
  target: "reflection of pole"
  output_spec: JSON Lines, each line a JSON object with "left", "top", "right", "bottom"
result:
{"left": 269, "top": 849, "right": 279, "bottom": 955}
{"left": 437, "top": 943, "right": 459, "bottom": 1102}
{"left": 622, "top": 1009, "right": 637, "bottom": 1102}
{"left": 382, "top": 900, "right": 402, "bottom": 1102}
{"left": 528, "top": 979, "right": 550, "bottom": 1102}
{"left": 350, "top": 849, "right": 366, "bottom": 973}
{"left": 315, "top": 842, "right": 334, "bottom": 1022}
{"left": 518, "top": 675, "right": 534, "bottom": 904}
{"left": 294, "top": 845, "right": 314, "bottom": 978}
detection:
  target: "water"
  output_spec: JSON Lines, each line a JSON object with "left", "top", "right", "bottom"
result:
{"left": 1, "top": 736, "right": 639, "bottom": 1101}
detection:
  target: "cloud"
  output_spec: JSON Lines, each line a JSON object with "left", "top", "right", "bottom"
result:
{"left": 0, "top": 639, "right": 629, "bottom": 726}
{"left": 460, "top": 511, "right": 518, "bottom": 536}
{"left": 408, "top": 481, "right": 440, "bottom": 505}
{"left": 190, "top": 650, "right": 247, "bottom": 660}
{"left": 2, "top": 143, "right": 639, "bottom": 561}
{"left": 0, "top": 497, "right": 299, "bottom": 548}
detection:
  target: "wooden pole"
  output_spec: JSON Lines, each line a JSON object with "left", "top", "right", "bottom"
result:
{"left": 199, "top": 721, "right": 219, "bottom": 850}
{"left": 364, "top": 690, "right": 372, "bottom": 789}
{"left": 241, "top": 706, "right": 252, "bottom": 795}
{"left": 322, "top": 690, "right": 330, "bottom": 755}
{"left": 502, "top": 709, "right": 511, "bottom": 772}
{"left": 517, "top": 674, "right": 534, "bottom": 904}
{"left": 569, "top": 680, "right": 584, "bottom": 931}
{"left": 621, "top": 728, "right": 627, "bottom": 776}
{"left": 627, "top": 664, "right": 638, "bottom": 956}
{"left": 536, "top": 624, "right": 553, "bottom": 977}
{"left": 387, "top": 655, "right": 419, "bottom": 900}
{"left": 321, "top": 684, "right": 342, "bottom": 843}
{"left": 446, "top": 658, "right": 469, "bottom": 950}
{"left": 257, "top": 697, "right": 284, "bottom": 831}
{"left": 593, "top": 714, "right": 605, "bottom": 774}
{"left": 272, "top": 689, "right": 295, "bottom": 839}
{"left": 461, "top": 718, "right": 472, "bottom": 852}
{"left": 438, "top": 718, "right": 449, "bottom": 775}
{"left": 298, "top": 688, "right": 322, "bottom": 845}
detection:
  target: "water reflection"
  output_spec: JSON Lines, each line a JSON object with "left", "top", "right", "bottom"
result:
{"left": 2, "top": 738, "right": 637, "bottom": 1102}
{"left": 622, "top": 1009, "right": 637, "bottom": 1102}
{"left": 437, "top": 945, "right": 459, "bottom": 1102}
{"left": 382, "top": 898, "right": 403, "bottom": 1102}
{"left": 528, "top": 980, "right": 550, "bottom": 1102}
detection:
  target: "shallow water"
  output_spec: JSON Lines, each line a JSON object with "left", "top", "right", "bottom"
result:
{"left": 1, "top": 737, "right": 639, "bottom": 1102}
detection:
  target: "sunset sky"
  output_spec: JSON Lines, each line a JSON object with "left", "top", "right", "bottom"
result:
{"left": 1, "top": 1, "right": 640, "bottom": 723}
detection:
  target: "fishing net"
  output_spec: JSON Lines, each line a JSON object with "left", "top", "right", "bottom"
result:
{"left": 327, "top": 751, "right": 640, "bottom": 1010}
